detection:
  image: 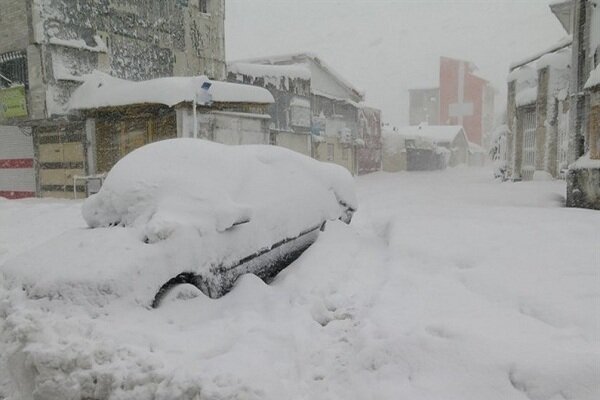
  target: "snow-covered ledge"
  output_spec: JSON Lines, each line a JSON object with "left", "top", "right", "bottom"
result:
{"left": 566, "top": 153, "right": 600, "bottom": 210}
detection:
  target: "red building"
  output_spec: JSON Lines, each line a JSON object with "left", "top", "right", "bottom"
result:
{"left": 439, "top": 57, "right": 492, "bottom": 145}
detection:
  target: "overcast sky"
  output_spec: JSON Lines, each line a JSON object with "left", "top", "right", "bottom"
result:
{"left": 225, "top": 0, "right": 567, "bottom": 127}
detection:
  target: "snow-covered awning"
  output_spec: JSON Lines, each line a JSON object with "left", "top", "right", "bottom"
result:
{"left": 69, "top": 72, "right": 274, "bottom": 111}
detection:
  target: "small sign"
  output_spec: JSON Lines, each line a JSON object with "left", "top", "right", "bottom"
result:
{"left": 0, "top": 86, "right": 28, "bottom": 120}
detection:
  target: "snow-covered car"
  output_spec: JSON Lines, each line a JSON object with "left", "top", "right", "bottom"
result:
{"left": 1, "top": 139, "right": 357, "bottom": 308}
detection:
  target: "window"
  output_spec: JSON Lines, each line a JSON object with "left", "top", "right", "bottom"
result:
{"left": 327, "top": 143, "right": 334, "bottom": 161}
{"left": 198, "top": 0, "right": 208, "bottom": 14}
{"left": 0, "top": 51, "right": 28, "bottom": 88}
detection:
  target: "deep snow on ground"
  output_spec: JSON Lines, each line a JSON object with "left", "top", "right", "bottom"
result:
{"left": 1, "top": 167, "right": 599, "bottom": 400}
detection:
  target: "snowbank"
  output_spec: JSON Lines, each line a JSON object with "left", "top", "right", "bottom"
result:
{"left": 1, "top": 169, "right": 598, "bottom": 400}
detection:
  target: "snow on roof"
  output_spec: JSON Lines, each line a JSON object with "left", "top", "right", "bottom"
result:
{"left": 584, "top": 64, "right": 600, "bottom": 90}
{"left": 397, "top": 124, "right": 466, "bottom": 144}
{"left": 69, "top": 72, "right": 274, "bottom": 111}
{"left": 516, "top": 87, "right": 538, "bottom": 107}
{"left": 507, "top": 65, "right": 538, "bottom": 84}
{"left": 228, "top": 62, "right": 311, "bottom": 80}
{"left": 536, "top": 48, "right": 571, "bottom": 71}
{"left": 231, "top": 52, "right": 365, "bottom": 99}
{"left": 509, "top": 36, "right": 572, "bottom": 71}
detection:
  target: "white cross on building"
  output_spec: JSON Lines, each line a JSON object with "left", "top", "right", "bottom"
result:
{"left": 448, "top": 61, "right": 474, "bottom": 126}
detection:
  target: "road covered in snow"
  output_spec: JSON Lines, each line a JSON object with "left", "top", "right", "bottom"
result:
{"left": 1, "top": 167, "right": 598, "bottom": 400}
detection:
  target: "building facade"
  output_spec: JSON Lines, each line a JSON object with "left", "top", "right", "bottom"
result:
{"left": 0, "top": 0, "right": 226, "bottom": 198}
{"left": 408, "top": 88, "right": 439, "bottom": 126}
{"left": 565, "top": 0, "right": 600, "bottom": 209}
{"left": 408, "top": 57, "right": 495, "bottom": 147}
{"left": 439, "top": 57, "right": 495, "bottom": 146}
{"left": 229, "top": 53, "right": 382, "bottom": 175}
{"left": 506, "top": 44, "right": 571, "bottom": 181}
{"left": 504, "top": 0, "right": 600, "bottom": 209}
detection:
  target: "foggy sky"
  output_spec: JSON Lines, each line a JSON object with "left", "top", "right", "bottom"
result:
{"left": 225, "top": 0, "right": 567, "bottom": 128}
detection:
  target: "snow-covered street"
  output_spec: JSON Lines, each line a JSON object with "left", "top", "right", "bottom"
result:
{"left": 1, "top": 167, "right": 598, "bottom": 400}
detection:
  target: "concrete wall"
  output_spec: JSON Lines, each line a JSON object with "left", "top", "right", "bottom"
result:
{"left": 0, "top": 0, "right": 29, "bottom": 54}
{"left": 30, "top": 0, "right": 226, "bottom": 117}
{"left": 305, "top": 59, "right": 362, "bottom": 102}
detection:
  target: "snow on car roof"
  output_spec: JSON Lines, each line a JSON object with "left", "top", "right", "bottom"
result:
{"left": 68, "top": 71, "right": 274, "bottom": 111}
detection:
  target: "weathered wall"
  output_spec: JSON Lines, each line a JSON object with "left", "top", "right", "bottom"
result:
{"left": 31, "top": 0, "right": 226, "bottom": 117}
{"left": 0, "top": 0, "right": 29, "bottom": 54}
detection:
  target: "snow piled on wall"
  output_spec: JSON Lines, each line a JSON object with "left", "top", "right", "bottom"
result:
{"left": 515, "top": 87, "right": 538, "bottom": 107}
{"left": 1, "top": 169, "right": 598, "bottom": 400}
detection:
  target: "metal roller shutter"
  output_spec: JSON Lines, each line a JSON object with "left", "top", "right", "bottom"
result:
{"left": 0, "top": 125, "right": 35, "bottom": 199}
